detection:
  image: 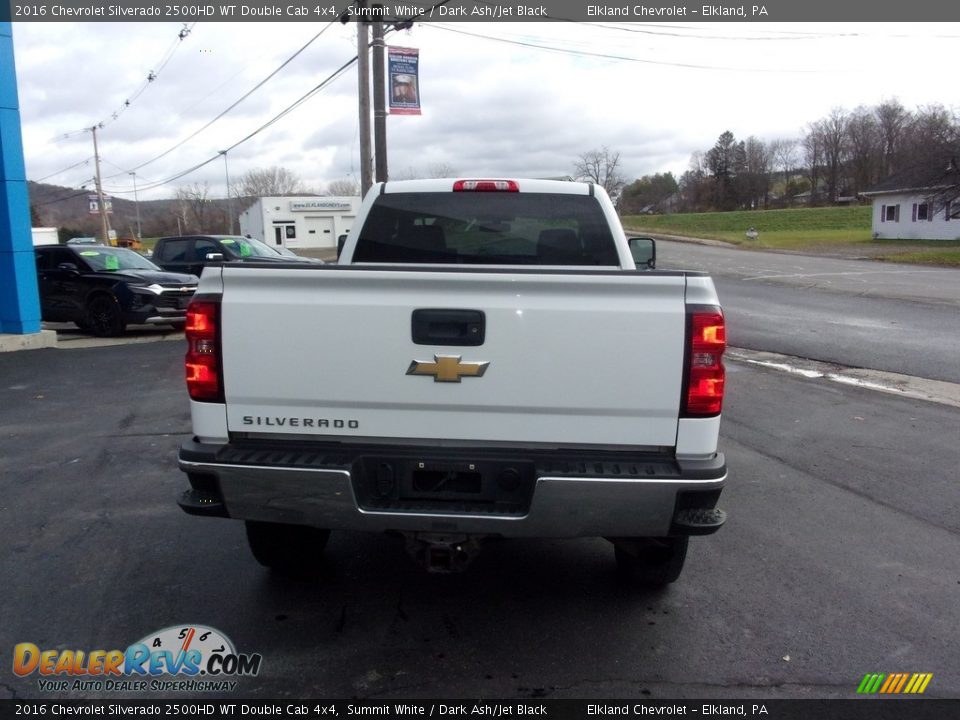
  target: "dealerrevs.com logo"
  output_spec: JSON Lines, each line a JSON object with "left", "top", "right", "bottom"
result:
{"left": 857, "top": 672, "right": 934, "bottom": 695}
{"left": 13, "top": 625, "right": 262, "bottom": 693}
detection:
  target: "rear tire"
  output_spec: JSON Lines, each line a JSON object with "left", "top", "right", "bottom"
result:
{"left": 612, "top": 537, "right": 688, "bottom": 587}
{"left": 86, "top": 295, "right": 126, "bottom": 337}
{"left": 245, "top": 521, "right": 330, "bottom": 577}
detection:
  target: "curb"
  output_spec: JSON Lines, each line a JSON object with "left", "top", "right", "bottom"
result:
{"left": 0, "top": 330, "right": 58, "bottom": 353}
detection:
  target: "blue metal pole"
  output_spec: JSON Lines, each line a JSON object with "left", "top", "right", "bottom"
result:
{"left": 0, "top": 21, "right": 41, "bottom": 334}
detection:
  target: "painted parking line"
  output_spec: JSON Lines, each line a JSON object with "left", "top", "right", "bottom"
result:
{"left": 727, "top": 347, "right": 960, "bottom": 409}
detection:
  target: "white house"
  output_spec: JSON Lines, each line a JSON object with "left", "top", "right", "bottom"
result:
{"left": 238, "top": 196, "right": 361, "bottom": 250}
{"left": 861, "top": 162, "right": 960, "bottom": 240}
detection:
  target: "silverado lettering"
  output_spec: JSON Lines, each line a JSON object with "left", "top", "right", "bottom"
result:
{"left": 177, "top": 178, "right": 728, "bottom": 584}
{"left": 242, "top": 416, "right": 360, "bottom": 429}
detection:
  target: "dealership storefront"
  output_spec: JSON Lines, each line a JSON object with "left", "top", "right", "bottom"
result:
{"left": 238, "top": 196, "right": 361, "bottom": 250}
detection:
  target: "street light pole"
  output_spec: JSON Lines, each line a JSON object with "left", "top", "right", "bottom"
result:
{"left": 219, "top": 150, "right": 234, "bottom": 234}
{"left": 129, "top": 171, "right": 142, "bottom": 240}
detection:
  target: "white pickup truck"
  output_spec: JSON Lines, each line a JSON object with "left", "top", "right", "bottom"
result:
{"left": 177, "top": 179, "right": 727, "bottom": 585}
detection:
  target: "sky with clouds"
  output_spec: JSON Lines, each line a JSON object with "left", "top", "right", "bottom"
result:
{"left": 10, "top": 20, "right": 958, "bottom": 201}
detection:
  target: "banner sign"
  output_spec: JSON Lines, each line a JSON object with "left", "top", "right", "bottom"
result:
{"left": 87, "top": 195, "right": 112, "bottom": 214}
{"left": 388, "top": 46, "right": 421, "bottom": 116}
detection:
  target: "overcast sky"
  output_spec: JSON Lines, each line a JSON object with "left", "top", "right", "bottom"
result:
{"left": 10, "top": 20, "right": 958, "bottom": 201}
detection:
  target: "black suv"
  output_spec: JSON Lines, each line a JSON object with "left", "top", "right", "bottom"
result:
{"left": 35, "top": 245, "right": 199, "bottom": 337}
{"left": 152, "top": 235, "right": 320, "bottom": 276}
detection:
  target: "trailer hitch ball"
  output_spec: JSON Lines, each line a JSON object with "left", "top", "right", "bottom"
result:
{"left": 403, "top": 532, "right": 484, "bottom": 573}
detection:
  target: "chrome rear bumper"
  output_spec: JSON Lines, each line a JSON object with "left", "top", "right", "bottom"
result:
{"left": 178, "top": 440, "right": 726, "bottom": 538}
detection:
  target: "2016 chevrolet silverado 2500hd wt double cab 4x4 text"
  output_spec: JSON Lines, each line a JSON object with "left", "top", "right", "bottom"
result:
{"left": 176, "top": 179, "right": 727, "bottom": 586}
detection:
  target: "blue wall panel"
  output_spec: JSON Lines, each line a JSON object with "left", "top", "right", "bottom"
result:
{"left": 0, "top": 22, "right": 41, "bottom": 334}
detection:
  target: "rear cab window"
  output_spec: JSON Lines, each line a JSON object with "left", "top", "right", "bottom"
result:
{"left": 353, "top": 192, "right": 619, "bottom": 265}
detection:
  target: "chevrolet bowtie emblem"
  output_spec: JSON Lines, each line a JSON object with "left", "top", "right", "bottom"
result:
{"left": 407, "top": 355, "right": 490, "bottom": 383}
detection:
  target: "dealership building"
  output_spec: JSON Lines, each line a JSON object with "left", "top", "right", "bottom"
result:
{"left": 238, "top": 196, "right": 361, "bottom": 251}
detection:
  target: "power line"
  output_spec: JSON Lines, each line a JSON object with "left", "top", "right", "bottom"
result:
{"left": 427, "top": 23, "right": 827, "bottom": 73}
{"left": 100, "top": 15, "right": 427, "bottom": 195}
{"left": 51, "top": 11, "right": 431, "bottom": 199}
{"left": 103, "top": 55, "right": 358, "bottom": 195}
{"left": 54, "top": 24, "right": 196, "bottom": 142}
{"left": 34, "top": 157, "right": 93, "bottom": 183}
{"left": 104, "top": 22, "right": 339, "bottom": 180}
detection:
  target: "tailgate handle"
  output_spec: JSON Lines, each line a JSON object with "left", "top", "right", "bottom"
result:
{"left": 412, "top": 309, "right": 486, "bottom": 346}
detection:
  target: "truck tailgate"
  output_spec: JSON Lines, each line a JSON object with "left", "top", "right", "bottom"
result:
{"left": 218, "top": 266, "right": 688, "bottom": 448}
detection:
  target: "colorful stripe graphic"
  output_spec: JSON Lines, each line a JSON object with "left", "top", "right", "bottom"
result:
{"left": 857, "top": 673, "right": 933, "bottom": 694}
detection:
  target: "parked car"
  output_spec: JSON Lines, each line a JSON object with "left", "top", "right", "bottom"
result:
{"left": 273, "top": 245, "right": 324, "bottom": 262}
{"left": 151, "top": 235, "right": 321, "bottom": 277}
{"left": 34, "top": 245, "right": 198, "bottom": 337}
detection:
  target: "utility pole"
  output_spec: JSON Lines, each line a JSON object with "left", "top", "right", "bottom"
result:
{"left": 219, "top": 150, "right": 234, "bottom": 234}
{"left": 90, "top": 125, "right": 113, "bottom": 245}
{"left": 372, "top": 8, "right": 387, "bottom": 183}
{"left": 129, "top": 171, "right": 142, "bottom": 240}
{"left": 356, "top": 0, "right": 373, "bottom": 197}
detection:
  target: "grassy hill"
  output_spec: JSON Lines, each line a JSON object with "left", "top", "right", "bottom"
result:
{"left": 622, "top": 206, "right": 873, "bottom": 248}
{"left": 622, "top": 206, "right": 960, "bottom": 266}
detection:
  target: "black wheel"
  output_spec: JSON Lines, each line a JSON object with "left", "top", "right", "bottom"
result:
{"left": 612, "top": 536, "right": 689, "bottom": 587}
{"left": 86, "top": 295, "right": 126, "bottom": 337}
{"left": 245, "top": 521, "right": 330, "bottom": 577}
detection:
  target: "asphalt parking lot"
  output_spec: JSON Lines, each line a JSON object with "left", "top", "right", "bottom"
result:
{"left": 2, "top": 334, "right": 958, "bottom": 704}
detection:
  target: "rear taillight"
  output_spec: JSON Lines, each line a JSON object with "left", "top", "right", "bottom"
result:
{"left": 452, "top": 179, "right": 519, "bottom": 192}
{"left": 683, "top": 306, "right": 726, "bottom": 417}
{"left": 185, "top": 297, "right": 222, "bottom": 402}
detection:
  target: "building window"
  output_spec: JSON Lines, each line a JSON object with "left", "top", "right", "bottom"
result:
{"left": 882, "top": 204, "right": 899, "bottom": 222}
{"left": 914, "top": 203, "right": 929, "bottom": 221}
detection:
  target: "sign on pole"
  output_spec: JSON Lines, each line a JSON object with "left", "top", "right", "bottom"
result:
{"left": 388, "top": 46, "right": 421, "bottom": 116}
{"left": 88, "top": 195, "right": 113, "bottom": 214}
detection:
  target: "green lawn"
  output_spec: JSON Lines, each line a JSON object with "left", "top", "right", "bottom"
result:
{"left": 622, "top": 206, "right": 960, "bottom": 266}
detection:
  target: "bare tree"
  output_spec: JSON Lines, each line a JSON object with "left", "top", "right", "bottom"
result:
{"left": 846, "top": 106, "right": 880, "bottom": 195}
{"left": 573, "top": 147, "right": 626, "bottom": 200}
{"left": 818, "top": 107, "right": 850, "bottom": 201}
{"left": 901, "top": 105, "right": 960, "bottom": 213}
{"left": 802, "top": 123, "right": 825, "bottom": 204}
{"left": 425, "top": 162, "right": 457, "bottom": 178}
{"left": 905, "top": 104, "right": 960, "bottom": 165}
{"left": 175, "top": 183, "right": 214, "bottom": 233}
{"left": 238, "top": 166, "right": 306, "bottom": 197}
{"left": 743, "top": 136, "right": 773, "bottom": 208}
{"left": 875, "top": 98, "right": 909, "bottom": 177}
{"left": 325, "top": 178, "right": 361, "bottom": 196}
{"left": 770, "top": 138, "right": 798, "bottom": 177}
{"left": 390, "top": 163, "right": 459, "bottom": 181}
{"left": 679, "top": 151, "right": 709, "bottom": 212}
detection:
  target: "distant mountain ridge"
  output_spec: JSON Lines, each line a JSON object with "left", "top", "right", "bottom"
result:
{"left": 28, "top": 181, "right": 236, "bottom": 239}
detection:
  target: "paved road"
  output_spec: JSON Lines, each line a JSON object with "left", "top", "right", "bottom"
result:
{"left": 657, "top": 241, "right": 960, "bottom": 383}
{"left": 656, "top": 240, "right": 960, "bottom": 306}
{"left": 1, "top": 342, "right": 957, "bottom": 700}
